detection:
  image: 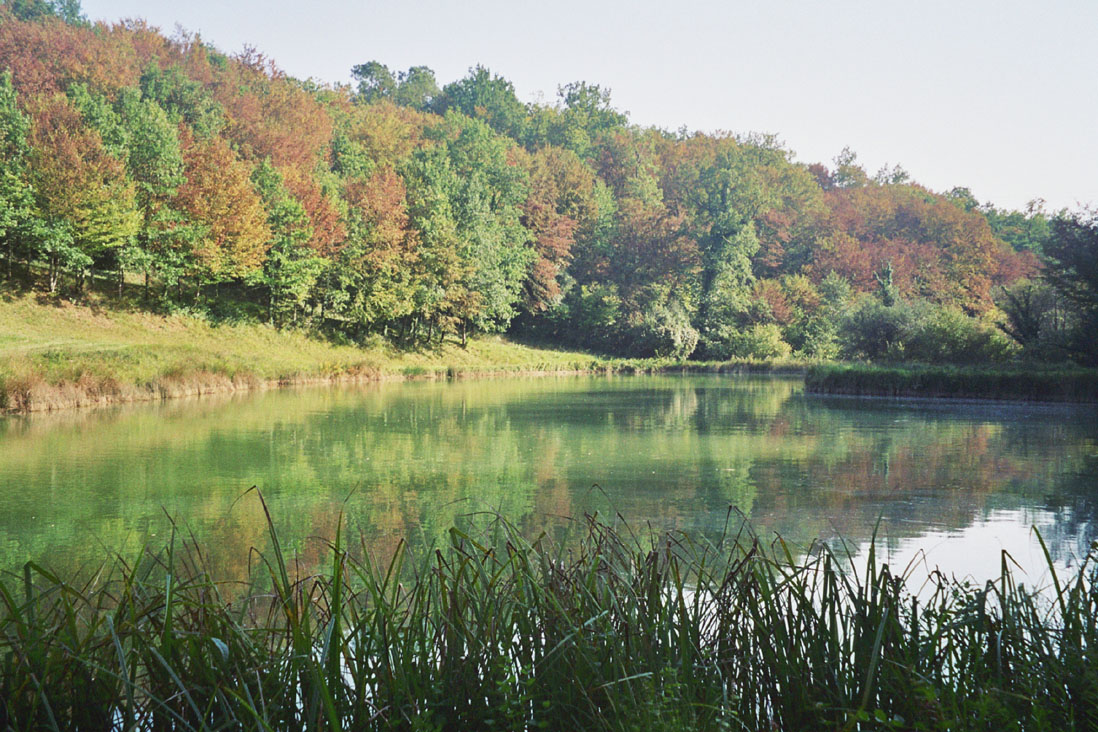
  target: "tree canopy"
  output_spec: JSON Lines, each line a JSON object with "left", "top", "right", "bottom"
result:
{"left": 0, "top": 0, "right": 1085, "bottom": 364}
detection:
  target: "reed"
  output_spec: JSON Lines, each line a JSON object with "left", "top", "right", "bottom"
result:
{"left": 1, "top": 505, "right": 1095, "bottom": 730}
{"left": 806, "top": 363, "right": 1098, "bottom": 402}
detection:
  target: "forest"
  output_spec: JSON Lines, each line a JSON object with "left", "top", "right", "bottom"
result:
{"left": 1, "top": 0, "right": 1096, "bottom": 365}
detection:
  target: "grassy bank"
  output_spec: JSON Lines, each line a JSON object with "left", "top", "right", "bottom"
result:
{"left": 1, "top": 510, "right": 1095, "bottom": 731}
{"left": 806, "top": 363, "right": 1098, "bottom": 402}
{"left": 0, "top": 291, "right": 616, "bottom": 413}
{"left": 0, "top": 290, "right": 814, "bottom": 414}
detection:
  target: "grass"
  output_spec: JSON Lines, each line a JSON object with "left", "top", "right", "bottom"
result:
{"left": 806, "top": 363, "right": 1098, "bottom": 403}
{"left": 1, "top": 498, "right": 1096, "bottom": 731}
{"left": 0, "top": 287, "right": 816, "bottom": 413}
{"left": 0, "top": 290, "right": 614, "bottom": 413}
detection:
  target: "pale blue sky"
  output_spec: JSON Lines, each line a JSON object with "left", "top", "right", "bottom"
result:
{"left": 80, "top": 0, "right": 1096, "bottom": 213}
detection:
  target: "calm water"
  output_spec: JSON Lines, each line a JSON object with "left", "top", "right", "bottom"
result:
{"left": 0, "top": 374, "right": 1095, "bottom": 582}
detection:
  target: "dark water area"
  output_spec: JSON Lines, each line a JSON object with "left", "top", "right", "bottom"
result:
{"left": 0, "top": 374, "right": 1094, "bottom": 583}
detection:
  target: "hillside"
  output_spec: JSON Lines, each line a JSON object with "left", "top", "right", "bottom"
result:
{"left": 0, "top": 0, "right": 1093, "bottom": 372}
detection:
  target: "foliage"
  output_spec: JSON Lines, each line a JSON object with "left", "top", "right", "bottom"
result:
{"left": 0, "top": 7, "right": 1085, "bottom": 362}
{"left": 839, "top": 298, "right": 1013, "bottom": 365}
{"left": 629, "top": 298, "right": 699, "bottom": 358}
{"left": 175, "top": 132, "right": 270, "bottom": 283}
{"left": 726, "top": 323, "right": 792, "bottom": 360}
{"left": 1044, "top": 211, "right": 1098, "bottom": 316}
{"left": 995, "top": 279, "right": 1072, "bottom": 359}
{"left": 27, "top": 93, "right": 140, "bottom": 292}
{"left": 1042, "top": 210, "right": 1098, "bottom": 364}
{"left": 0, "top": 71, "right": 36, "bottom": 273}
{"left": 436, "top": 65, "right": 527, "bottom": 140}
{"left": 352, "top": 61, "right": 439, "bottom": 111}
{"left": 250, "top": 159, "right": 322, "bottom": 325}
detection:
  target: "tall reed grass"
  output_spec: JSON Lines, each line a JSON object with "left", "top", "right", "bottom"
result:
{"left": 806, "top": 363, "right": 1098, "bottom": 402}
{"left": 1, "top": 501, "right": 1095, "bottom": 730}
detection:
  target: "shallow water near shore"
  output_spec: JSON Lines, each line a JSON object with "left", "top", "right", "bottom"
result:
{"left": 0, "top": 374, "right": 1094, "bottom": 582}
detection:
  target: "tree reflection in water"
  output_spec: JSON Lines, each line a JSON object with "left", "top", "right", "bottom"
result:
{"left": 0, "top": 375, "right": 1093, "bottom": 582}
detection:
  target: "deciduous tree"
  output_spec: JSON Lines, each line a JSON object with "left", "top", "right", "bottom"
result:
{"left": 174, "top": 131, "right": 269, "bottom": 287}
{"left": 27, "top": 93, "right": 139, "bottom": 292}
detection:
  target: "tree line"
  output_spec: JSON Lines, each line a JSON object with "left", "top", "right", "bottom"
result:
{"left": 1, "top": 0, "right": 1095, "bottom": 363}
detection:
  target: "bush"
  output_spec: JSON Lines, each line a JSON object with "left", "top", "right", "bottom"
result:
{"left": 628, "top": 301, "right": 699, "bottom": 359}
{"left": 785, "top": 315, "right": 839, "bottom": 359}
{"left": 838, "top": 298, "right": 914, "bottom": 361}
{"left": 903, "top": 306, "right": 1015, "bottom": 364}
{"left": 839, "top": 298, "right": 1014, "bottom": 364}
{"left": 726, "top": 323, "right": 791, "bottom": 360}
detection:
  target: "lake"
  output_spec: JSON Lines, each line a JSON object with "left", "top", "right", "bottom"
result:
{"left": 0, "top": 374, "right": 1094, "bottom": 583}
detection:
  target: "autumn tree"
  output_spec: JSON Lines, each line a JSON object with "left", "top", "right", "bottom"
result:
{"left": 0, "top": 8, "right": 139, "bottom": 97}
{"left": 280, "top": 166, "right": 345, "bottom": 255}
{"left": 173, "top": 132, "right": 269, "bottom": 293}
{"left": 811, "top": 182, "right": 1032, "bottom": 313}
{"left": 330, "top": 99, "right": 431, "bottom": 178}
{"left": 27, "top": 93, "right": 139, "bottom": 293}
{"left": 518, "top": 146, "right": 599, "bottom": 312}
{"left": 212, "top": 49, "right": 332, "bottom": 169}
{"left": 322, "top": 165, "right": 420, "bottom": 338}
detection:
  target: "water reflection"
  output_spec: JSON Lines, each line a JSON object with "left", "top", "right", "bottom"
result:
{"left": 0, "top": 375, "right": 1094, "bottom": 582}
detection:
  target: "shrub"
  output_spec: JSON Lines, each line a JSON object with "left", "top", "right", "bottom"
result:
{"left": 903, "top": 306, "right": 1015, "bottom": 364}
{"left": 628, "top": 300, "right": 699, "bottom": 359}
{"left": 839, "top": 298, "right": 1014, "bottom": 364}
{"left": 838, "top": 298, "right": 914, "bottom": 361}
{"left": 726, "top": 323, "right": 791, "bottom": 360}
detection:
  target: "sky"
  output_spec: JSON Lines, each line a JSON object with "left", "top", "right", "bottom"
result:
{"left": 80, "top": 0, "right": 1097, "bottom": 213}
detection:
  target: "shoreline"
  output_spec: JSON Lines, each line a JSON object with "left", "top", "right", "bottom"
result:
{"left": 8, "top": 357, "right": 1098, "bottom": 415}
{"left": 805, "top": 363, "right": 1098, "bottom": 403}
{"left": 0, "top": 359, "right": 811, "bottom": 416}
